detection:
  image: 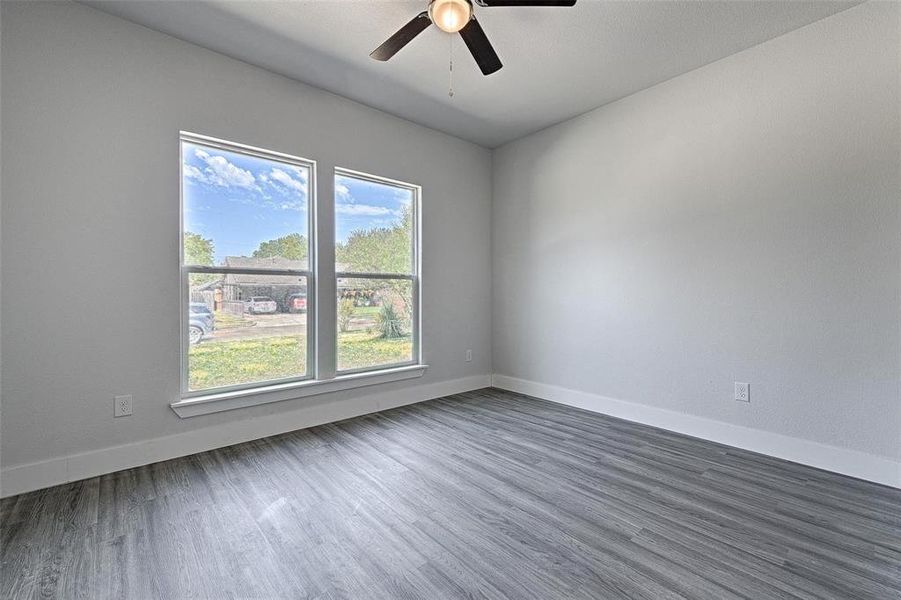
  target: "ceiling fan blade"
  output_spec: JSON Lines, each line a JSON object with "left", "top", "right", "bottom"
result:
{"left": 475, "top": 1, "right": 576, "bottom": 6}
{"left": 459, "top": 17, "right": 502, "bottom": 76}
{"left": 370, "top": 12, "right": 431, "bottom": 61}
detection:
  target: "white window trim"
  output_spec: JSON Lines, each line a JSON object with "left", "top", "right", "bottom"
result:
{"left": 174, "top": 135, "right": 425, "bottom": 418}
{"left": 178, "top": 131, "right": 317, "bottom": 401}
{"left": 334, "top": 167, "right": 422, "bottom": 375}
{"left": 171, "top": 363, "right": 428, "bottom": 417}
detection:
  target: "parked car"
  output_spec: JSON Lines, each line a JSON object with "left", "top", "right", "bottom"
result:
{"left": 286, "top": 292, "right": 307, "bottom": 313}
{"left": 188, "top": 302, "right": 214, "bottom": 345}
{"left": 246, "top": 296, "right": 277, "bottom": 314}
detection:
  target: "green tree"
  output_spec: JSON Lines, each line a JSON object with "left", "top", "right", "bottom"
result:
{"left": 376, "top": 303, "right": 404, "bottom": 339}
{"left": 335, "top": 205, "right": 412, "bottom": 273}
{"left": 338, "top": 298, "right": 355, "bottom": 333}
{"left": 253, "top": 233, "right": 308, "bottom": 262}
{"left": 336, "top": 206, "right": 413, "bottom": 322}
{"left": 184, "top": 232, "right": 214, "bottom": 266}
{"left": 185, "top": 232, "right": 218, "bottom": 287}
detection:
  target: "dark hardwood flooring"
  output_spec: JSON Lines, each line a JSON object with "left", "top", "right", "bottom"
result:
{"left": 2, "top": 388, "right": 900, "bottom": 599}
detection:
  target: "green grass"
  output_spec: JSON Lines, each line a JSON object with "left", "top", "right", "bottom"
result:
{"left": 337, "top": 331, "right": 413, "bottom": 372}
{"left": 189, "top": 335, "right": 305, "bottom": 390}
{"left": 351, "top": 305, "right": 381, "bottom": 318}
{"left": 189, "top": 331, "right": 413, "bottom": 390}
{"left": 213, "top": 310, "right": 254, "bottom": 329}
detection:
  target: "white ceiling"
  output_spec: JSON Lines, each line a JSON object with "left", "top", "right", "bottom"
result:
{"left": 82, "top": 0, "right": 859, "bottom": 148}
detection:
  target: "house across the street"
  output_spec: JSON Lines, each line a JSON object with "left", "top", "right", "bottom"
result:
{"left": 191, "top": 256, "right": 380, "bottom": 312}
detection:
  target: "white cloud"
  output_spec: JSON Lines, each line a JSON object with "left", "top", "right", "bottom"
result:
{"left": 288, "top": 165, "right": 309, "bottom": 181}
{"left": 393, "top": 187, "right": 413, "bottom": 203}
{"left": 204, "top": 155, "right": 257, "bottom": 189}
{"left": 185, "top": 148, "right": 311, "bottom": 215}
{"left": 333, "top": 178, "right": 400, "bottom": 218}
{"left": 183, "top": 164, "right": 207, "bottom": 183}
{"left": 335, "top": 203, "right": 397, "bottom": 217}
{"left": 279, "top": 201, "right": 305, "bottom": 211}
{"left": 269, "top": 168, "right": 306, "bottom": 194}
{"left": 186, "top": 149, "right": 257, "bottom": 191}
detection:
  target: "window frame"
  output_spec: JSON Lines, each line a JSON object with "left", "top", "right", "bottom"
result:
{"left": 179, "top": 131, "right": 317, "bottom": 399}
{"left": 334, "top": 167, "right": 422, "bottom": 376}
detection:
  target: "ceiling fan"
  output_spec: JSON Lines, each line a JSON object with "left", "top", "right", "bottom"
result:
{"left": 370, "top": 0, "right": 577, "bottom": 76}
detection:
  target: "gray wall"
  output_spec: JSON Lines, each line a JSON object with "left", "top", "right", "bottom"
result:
{"left": 492, "top": 2, "right": 901, "bottom": 460}
{"left": 2, "top": 0, "right": 899, "bottom": 482}
{"left": 0, "top": 1, "right": 492, "bottom": 469}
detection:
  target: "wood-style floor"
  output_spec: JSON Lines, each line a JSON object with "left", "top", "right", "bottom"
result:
{"left": 2, "top": 388, "right": 900, "bottom": 599}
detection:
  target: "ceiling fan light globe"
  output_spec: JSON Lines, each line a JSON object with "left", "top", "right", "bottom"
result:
{"left": 429, "top": 0, "right": 472, "bottom": 33}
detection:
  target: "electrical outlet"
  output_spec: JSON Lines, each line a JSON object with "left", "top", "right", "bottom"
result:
{"left": 465, "top": 349, "right": 472, "bottom": 362}
{"left": 114, "top": 394, "right": 133, "bottom": 417}
{"left": 734, "top": 382, "right": 750, "bottom": 403}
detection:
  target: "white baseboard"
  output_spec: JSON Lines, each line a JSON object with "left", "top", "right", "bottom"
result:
{"left": 5, "top": 372, "right": 898, "bottom": 497}
{"left": 0, "top": 374, "right": 492, "bottom": 498}
{"left": 492, "top": 374, "right": 901, "bottom": 489}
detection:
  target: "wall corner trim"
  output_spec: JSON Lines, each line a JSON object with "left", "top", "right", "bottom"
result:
{"left": 491, "top": 374, "right": 901, "bottom": 489}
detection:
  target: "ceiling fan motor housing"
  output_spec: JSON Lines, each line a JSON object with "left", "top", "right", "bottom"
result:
{"left": 428, "top": 0, "right": 474, "bottom": 34}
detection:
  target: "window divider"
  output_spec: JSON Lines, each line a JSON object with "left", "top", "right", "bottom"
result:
{"left": 186, "top": 266, "right": 312, "bottom": 277}
{"left": 314, "top": 162, "right": 338, "bottom": 381}
{"left": 336, "top": 272, "right": 415, "bottom": 280}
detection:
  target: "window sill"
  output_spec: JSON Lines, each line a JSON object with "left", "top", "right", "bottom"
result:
{"left": 171, "top": 364, "right": 428, "bottom": 418}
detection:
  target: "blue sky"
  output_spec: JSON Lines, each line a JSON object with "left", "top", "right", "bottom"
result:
{"left": 183, "top": 142, "right": 411, "bottom": 264}
{"left": 334, "top": 174, "right": 413, "bottom": 244}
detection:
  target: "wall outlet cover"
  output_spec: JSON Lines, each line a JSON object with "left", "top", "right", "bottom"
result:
{"left": 734, "top": 382, "right": 750, "bottom": 403}
{"left": 114, "top": 394, "right": 133, "bottom": 417}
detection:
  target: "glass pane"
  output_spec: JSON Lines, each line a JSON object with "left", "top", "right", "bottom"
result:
{"left": 183, "top": 140, "right": 309, "bottom": 270}
{"left": 337, "top": 278, "right": 413, "bottom": 372}
{"left": 187, "top": 272, "right": 308, "bottom": 391}
{"left": 335, "top": 173, "right": 414, "bottom": 274}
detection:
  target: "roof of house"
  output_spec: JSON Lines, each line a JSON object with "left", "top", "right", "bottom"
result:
{"left": 196, "top": 257, "right": 375, "bottom": 289}
{"left": 225, "top": 256, "right": 308, "bottom": 271}
{"left": 219, "top": 256, "right": 308, "bottom": 286}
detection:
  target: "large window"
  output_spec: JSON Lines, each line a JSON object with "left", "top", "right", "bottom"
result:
{"left": 335, "top": 170, "right": 418, "bottom": 373}
{"left": 180, "top": 133, "right": 421, "bottom": 402}
{"left": 181, "top": 133, "right": 314, "bottom": 395}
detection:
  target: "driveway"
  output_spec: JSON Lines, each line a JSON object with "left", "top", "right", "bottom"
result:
{"left": 207, "top": 312, "right": 308, "bottom": 343}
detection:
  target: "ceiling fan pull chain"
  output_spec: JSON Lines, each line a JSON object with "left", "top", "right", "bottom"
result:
{"left": 448, "top": 34, "right": 455, "bottom": 98}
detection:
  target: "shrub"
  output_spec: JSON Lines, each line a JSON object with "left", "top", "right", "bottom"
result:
{"left": 376, "top": 303, "right": 405, "bottom": 339}
{"left": 338, "top": 298, "right": 355, "bottom": 333}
